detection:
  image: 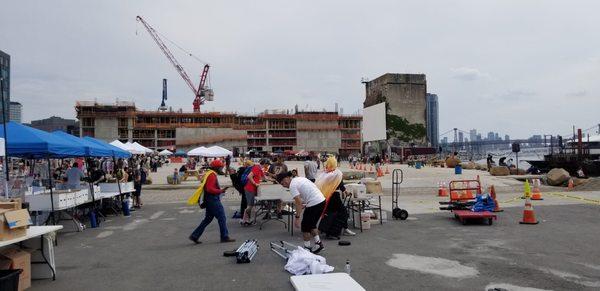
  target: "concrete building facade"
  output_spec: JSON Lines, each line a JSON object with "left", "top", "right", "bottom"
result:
{"left": 363, "top": 73, "right": 428, "bottom": 146}
{"left": 9, "top": 101, "right": 22, "bottom": 123}
{"left": 426, "top": 93, "right": 439, "bottom": 148}
{"left": 0, "top": 50, "right": 10, "bottom": 123}
{"left": 75, "top": 101, "right": 362, "bottom": 156}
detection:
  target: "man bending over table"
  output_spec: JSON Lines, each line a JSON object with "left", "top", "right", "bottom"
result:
{"left": 277, "top": 171, "right": 326, "bottom": 254}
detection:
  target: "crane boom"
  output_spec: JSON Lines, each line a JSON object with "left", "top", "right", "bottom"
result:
{"left": 136, "top": 16, "right": 209, "bottom": 111}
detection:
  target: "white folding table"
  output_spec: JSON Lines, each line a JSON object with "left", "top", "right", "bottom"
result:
{"left": 256, "top": 184, "right": 295, "bottom": 235}
{"left": 290, "top": 273, "right": 365, "bottom": 291}
{"left": 0, "top": 225, "right": 63, "bottom": 280}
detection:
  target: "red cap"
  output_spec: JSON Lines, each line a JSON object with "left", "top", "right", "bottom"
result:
{"left": 210, "top": 159, "right": 225, "bottom": 168}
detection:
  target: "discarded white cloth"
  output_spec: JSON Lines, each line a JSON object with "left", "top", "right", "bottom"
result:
{"left": 284, "top": 246, "right": 334, "bottom": 275}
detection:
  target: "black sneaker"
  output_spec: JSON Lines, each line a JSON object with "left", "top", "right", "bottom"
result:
{"left": 311, "top": 241, "right": 324, "bottom": 254}
{"left": 277, "top": 212, "right": 283, "bottom": 219}
{"left": 221, "top": 237, "right": 236, "bottom": 243}
{"left": 188, "top": 236, "right": 201, "bottom": 244}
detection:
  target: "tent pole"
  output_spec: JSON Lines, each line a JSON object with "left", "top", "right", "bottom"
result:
{"left": 1, "top": 79, "right": 9, "bottom": 199}
{"left": 113, "top": 156, "right": 123, "bottom": 213}
{"left": 47, "top": 157, "right": 56, "bottom": 225}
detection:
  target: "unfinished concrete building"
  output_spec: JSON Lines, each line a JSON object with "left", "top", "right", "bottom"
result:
{"left": 363, "top": 73, "right": 428, "bottom": 146}
{"left": 75, "top": 101, "right": 362, "bottom": 156}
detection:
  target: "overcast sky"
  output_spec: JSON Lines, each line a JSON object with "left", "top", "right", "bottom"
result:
{"left": 1, "top": 0, "right": 599, "bottom": 139}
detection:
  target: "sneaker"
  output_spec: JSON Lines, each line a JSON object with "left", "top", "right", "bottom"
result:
{"left": 221, "top": 237, "right": 236, "bottom": 243}
{"left": 311, "top": 241, "right": 324, "bottom": 254}
{"left": 343, "top": 228, "right": 356, "bottom": 236}
{"left": 188, "top": 236, "right": 201, "bottom": 244}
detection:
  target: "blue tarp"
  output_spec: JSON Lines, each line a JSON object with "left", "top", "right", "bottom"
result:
{"left": 175, "top": 149, "right": 187, "bottom": 157}
{"left": 0, "top": 122, "right": 86, "bottom": 158}
{"left": 82, "top": 136, "right": 131, "bottom": 158}
{"left": 52, "top": 131, "right": 114, "bottom": 157}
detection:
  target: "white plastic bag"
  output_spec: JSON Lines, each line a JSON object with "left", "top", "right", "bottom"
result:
{"left": 284, "top": 247, "right": 334, "bottom": 275}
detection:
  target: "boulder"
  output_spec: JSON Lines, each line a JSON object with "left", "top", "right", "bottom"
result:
{"left": 460, "top": 162, "right": 476, "bottom": 170}
{"left": 490, "top": 166, "right": 510, "bottom": 176}
{"left": 546, "top": 168, "right": 570, "bottom": 186}
{"left": 572, "top": 177, "right": 588, "bottom": 187}
{"left": 476, "top": 163, "right": 488, "bottom": 171}
{"left": 445, "top": 157, "right": 461, "bottom": 168}
{"left": 509, "top": 168, "right": 527, "bottom": 175}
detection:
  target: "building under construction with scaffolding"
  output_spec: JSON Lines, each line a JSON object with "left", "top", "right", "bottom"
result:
{"left": 75, "top": 101, "right": 362, "bottom": 156}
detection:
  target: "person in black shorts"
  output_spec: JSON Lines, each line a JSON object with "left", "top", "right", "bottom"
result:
{"left": 277, "top": 172, "right": 326, "bottom": 254}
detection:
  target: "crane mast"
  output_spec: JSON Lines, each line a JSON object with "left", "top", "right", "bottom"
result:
{"left": 136, "top": 16, "right": 211, "bottom": 112}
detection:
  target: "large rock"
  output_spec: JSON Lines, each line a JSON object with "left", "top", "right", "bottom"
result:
{"left": 546, "top": 168, "right": 570, "bottom": 186}
{"left": 460, "top": 162, "right": 476, "bottom": 170}
{"left": 490, "top": 166, "right": 510, "bottom": 176}
{"left": 509, "top": 168, "right": 527, "bottom": 175}
{"left": 445, "top": 157, "right": 461, "bottom": 168}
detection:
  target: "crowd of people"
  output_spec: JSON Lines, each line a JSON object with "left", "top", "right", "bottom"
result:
{"left": 188, "top": 155, "right": 355, "bottom": 254}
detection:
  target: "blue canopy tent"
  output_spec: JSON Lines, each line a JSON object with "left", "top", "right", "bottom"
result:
{"left": 82, "top": 137, "right": 131, "bottom": 159}
{"left": 0, "top": 121, "right": 86, "bottom": 158}
{"left": 52, "top": 131, "right": 113, "bottom": 157}
{"left": 174, "top": 149, "right": 187, "bottom": 157}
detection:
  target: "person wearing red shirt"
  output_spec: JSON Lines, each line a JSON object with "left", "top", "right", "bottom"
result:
{"left": 242, "top": 160, "right": 264, "bottom": 226}
{"left": 189, "top": 160, "right": 235, "bottom": 244}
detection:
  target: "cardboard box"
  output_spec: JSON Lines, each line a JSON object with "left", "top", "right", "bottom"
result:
{"left": 0, "top": 199, "right": 21, "bottom": 210}
{"left": 364, "top": 181, "right": 383, "bottom": 194}
{"left": 0, "top": 248, "right": 31, "bottom": 290}
{"left": 0, "top": 209, "right": 31, "bottom": 241}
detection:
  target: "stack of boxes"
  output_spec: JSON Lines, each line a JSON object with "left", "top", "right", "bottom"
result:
{"left": 0, "top": 198, "right": 33, "bottom": 290}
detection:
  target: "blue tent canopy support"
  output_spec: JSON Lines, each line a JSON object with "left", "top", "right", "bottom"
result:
{"left": 83, "top": 136, "right": 132, "bottom": 215}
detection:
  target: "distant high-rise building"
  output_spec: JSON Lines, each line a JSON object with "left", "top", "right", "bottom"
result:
{"left": 441, "top": 137, "right": 448, "bottom": 144}
{"left": 494, "top": 132, "right": 499, "bottom": 140}
{"left": 487, "top": 132, "right": 494, "bottom": 141}
{"left": 9, "top": 101, "right": 21, "bottom": 123}
{"left": 504, "top": 134, "right": 510, "bottom": 141}
{"left": 458, "top": 132, "right": 464, "bottom": 143}
{"left": 469, "top": 129, "right": 477, "bottom": 142}
{"left": 476, "top": 134, "right": 482, "bottom": 141}
{"left": 426, "top": 93, "right": 439, "bottom": 148}
{"left": 0, "top": 50, "right": 10, "bottom": 123}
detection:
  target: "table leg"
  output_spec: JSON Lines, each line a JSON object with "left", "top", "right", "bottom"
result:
{"left": 359, "top": 201, "right": 363, "bottom": 233}
{"left": 379, "top": 196, "right": 383, "bottom": 225}
{"left": 36, "top": 232, "right": 57, "bottom": 280}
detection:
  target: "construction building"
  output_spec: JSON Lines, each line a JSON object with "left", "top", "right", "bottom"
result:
{"left": 363, "top": 73, "right": 428, "bottom": 146}
{"left": 29, "top": 116, "right": 80, "bottom": 136}
{"left": 75, "top": 101, "right": 362, "bottom": 156}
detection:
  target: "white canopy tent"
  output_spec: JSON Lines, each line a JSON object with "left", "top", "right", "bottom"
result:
{"left": 110, "top": 140, "right": 129, "bottom": 151}
{"left": 187, "top": 146, "right": 208, "bottom": 156}
{"left": 158, "top": 149, "right": 173, "bottom": 156}
{"left": 132, "top": 142, "right": 153, "bottom": 154}
{"left": 187, "top": 146, "right": 232, "bottom": 157}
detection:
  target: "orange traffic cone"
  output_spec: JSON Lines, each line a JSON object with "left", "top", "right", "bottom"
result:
{"left": 567, "top": 178, "right": 574, "bottom": 190}
{"left": 385, "top": 166, "right": 390, "bottom": 175}
{"left": 438, "top": 182, "right": 448, "bottom": 197}
{"left": 531, "top": 179, "right": 543, "bottom": 200}
{"left": 377, "top": 168, "right": 383, "bottom": 177}
{"left": 490, "top": 185, "right": 503, "bottom": 212}
{"left": 519, "top": 196, "right": 539, "bottom": 224}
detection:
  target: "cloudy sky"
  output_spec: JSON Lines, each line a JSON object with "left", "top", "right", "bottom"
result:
{"left": 1, "top": 0, "right": 599, "bottom": 139}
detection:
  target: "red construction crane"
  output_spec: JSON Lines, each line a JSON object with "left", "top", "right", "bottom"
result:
{"left": 136, "top": 16, "right": 213, "bottom": 112}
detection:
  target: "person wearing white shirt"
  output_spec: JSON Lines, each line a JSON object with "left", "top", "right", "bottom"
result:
{"left": 277, "top": 172, "right": 326, "bottom": 254}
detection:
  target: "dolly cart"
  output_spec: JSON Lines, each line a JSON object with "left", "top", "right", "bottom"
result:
{"left": 391, "top": 169, "right": 408, "bottom": 220}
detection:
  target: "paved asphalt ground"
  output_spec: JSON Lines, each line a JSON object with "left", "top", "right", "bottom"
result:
{"left": 32, "top": 199, "right": 600, "bottom": 290}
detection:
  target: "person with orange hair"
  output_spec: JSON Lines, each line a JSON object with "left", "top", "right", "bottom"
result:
{"left": 316, "top": 156, "right": 355, "bottom": 238}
